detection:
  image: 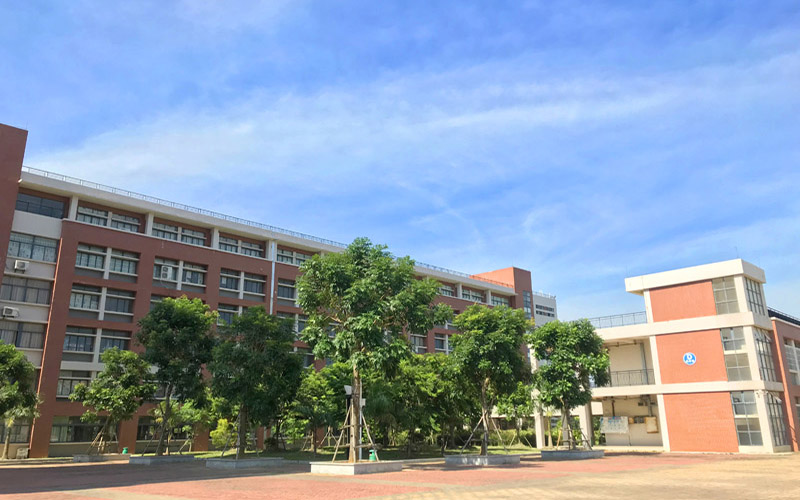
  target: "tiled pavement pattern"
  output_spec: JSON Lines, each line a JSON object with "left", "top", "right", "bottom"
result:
{"left": 0, "top": 452, "right": 797, "bottom": 500}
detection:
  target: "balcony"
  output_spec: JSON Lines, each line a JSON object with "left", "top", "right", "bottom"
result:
{"left": 608, "top": 369, "right": 655, "bottom": 387}
{"left": 588, "top": 311, "right": 647, "bottom": 329}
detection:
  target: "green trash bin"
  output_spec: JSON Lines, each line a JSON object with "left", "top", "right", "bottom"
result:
{"left": 122, "top": 447, "right": 129, "bottom": 454}
{"left": 369, "top": 449, "right": 376, "bottom": 461}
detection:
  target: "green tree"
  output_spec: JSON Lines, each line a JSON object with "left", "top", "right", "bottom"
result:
{"left": 298, "top": 237, "right": 451, "bottom": 462}
{"left": 451, "top": 304, "right": 532, "bottom": 455}
{"left": 0, "top": 343, "right": 39, "bottom": 460}
{"left": 496, "top": 381, "right": 536, "bottom": 445}
{"left": 290, "top": 368, "right": 337, "bottom": 456}
{"left": 209, "top": 306, "right": 303, "bottom": 459}
{"left": 137, "top": 296, "right": 216, "bottom": 456}
{"left": 529, "top": 319, "right": 609, "bottom": 449}
{"left": 70, "top": 348, "right": 157, "bottom": 455}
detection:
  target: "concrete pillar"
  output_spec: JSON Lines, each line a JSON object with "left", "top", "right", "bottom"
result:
{"left": 68, "top": 195, "right": 79, "bottom": 220}
{"left": 145, "top": 213, "right": 155, "bottom": 235}
{"left": 211, "top": 227, "right": 220, "bottom": 250}
{"left": 578, "top": 404, "right": 594, "bottom": 446}
{"left": 456, "top": 283, "right": 463, "bottom": 299}
{"left": 534, "top": 410, "right": 547, "bottom": 448}
{"left": 486, "top": 290, "right": 493, "bottom": 305}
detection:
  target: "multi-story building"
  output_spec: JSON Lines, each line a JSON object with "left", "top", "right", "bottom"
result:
{"left": 578, "top": 259, "right": 799, "bottom": 453}
{"left": 0, "top": 123, "right": 556, "bottom": 458}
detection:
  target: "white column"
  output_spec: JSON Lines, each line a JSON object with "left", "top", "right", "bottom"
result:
{"left": 578, "top": 404, "right": 593, "bottom": 446}
{"left": 68, "top": 196, "right": 79, "bottom": 220}
{"left": 755, "top": 390, "right": 776, "bottom": 453}
{"left": 211, "top": 228, "right": 220, "bottom": 250}
{"left": 656, "top": 394, "right": 671, "bottom": 451}
{"left": 268, "top": 240, "right": 277, "bottom": 262}
{"left": 486, "top": 290, "right": 493, "bottom": 305}
{"left": 534, "top": 411, "right": 547, "bottom": 448}
{"left": 456, "top": 283, "right": 463, "bottom": 299}
{"left": 145, "top": 213, "right": 155, "bottom": 235}
{"left": 176, "top": 261, "right": 184, "bottom": 291}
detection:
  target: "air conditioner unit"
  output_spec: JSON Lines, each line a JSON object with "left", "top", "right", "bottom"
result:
{"left": 15, "top": 447, "right": 29, "bottom": 459}
{"left": 159, "top": 266, "right": 174, "bottom": 280}
{"left": 14, "top": 260, "right": 30, "bottom": 272}
{"left": 1, "top": 306, "right": 20, "bottom": 318}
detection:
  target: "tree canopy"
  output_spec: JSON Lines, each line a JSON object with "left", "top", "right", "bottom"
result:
{"left": 137, "top": 296, "right": 216, "bottom": 455}
{"left": 297, "top": 237, "right": 451, "bottom": 462}
{"left": 529, "top": 319, "right": 609, "bottom": 449}
{"left": 0, "top": 342, "right": 39, "bottom": 460}
{"left": 210, "top": 306, "right": 303, "bottom": 458}
{"left": 451, "top": 304, "right": 532, "bottom": 454}
{"left": 70, "top": 348, "right": 157, "bottom": 454}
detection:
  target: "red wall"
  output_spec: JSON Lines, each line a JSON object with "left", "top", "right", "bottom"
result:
{"left": 650, "top": 281, "right": 717, "bottom": 322}
{"left": 663, "top": 392, "right": 739, "bottom": 452}
{"left": 0, "top": 124, "right": 27, "bottom": 274}
{"left": 656, "top": 330, "right": 727, "bottom": 384}
{"left": 773, "top": 319, "right": 800, "bottom": 451}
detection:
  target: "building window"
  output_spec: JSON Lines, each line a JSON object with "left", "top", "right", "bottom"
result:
{"left": 277, "top": 279, "right": 296, "bottom": 305}
{"left": 219, "top": 269, "right": 240, "bottom": 291}
{"left": 218, "top": 304, "right": 240, "bottom": 325}
{"left": 730, "top": 391, "right": 762, "bottom": 446}
{"left": 535, "top": 303, "right": 556, "bottom": 318}
{"left": 276, "top": 248, "right": 312, "bottom": 266}
{"left": 75, "top": 244, "right": 106, "bottom": 270}
{"left": 219, "top": 236, "right": 238, "bottom": 253}
{"left": 0, "top": 277, "right": 52, "bottom": 305}
{"left": 182, "top": 263, "right": 207, "bottom": 286}
{"left": 100, "top": 330, "right": 131, "bottom": 352}
{"left": 744, "top": 278, "right": 766, "bottom": 316}
{"left": 219, "top": 236, "right": 264, "bottom": 258}
{"left": 63, "top": 332, "right": 94, "bottom": 353}
{"left": 16, "top": 192, "right": 65, "bottom": 219}
{"left": 181, "top": 228, "right": 206, "bottom": 246}
{"left": 766, "top": 392, "right": 789, "bottom": 447}
{"left": 410, "top": 334, "right": 427, "bottom": 354}
{"left": 754, "top": 328, "right": 778, "bottom": 382}
{"left": 8, "top": 232, "right": 58, "bottom": 262}
{"left": 56, "top": 372, "right": 92, "bottom": 399}
{"left": 712, "top": 277, "right": 739, "bottom": 314}
{"left": 434, "top": 333, "right": 451, "bottom": 354}
{"left": 784, "top": 339, "right": 800, "bottom": 385}
{"left": 152, "top": 222, "right": 179, "bottom": 241}
{"left": 110, "top": 213, "right": 140, "bottom": 233}
{"left": 104, "top": 289, "right": 135, "bottom": 315}
{"left": 153, "top": 258, "right": 178, "bottom": 283}
{"left": 109, "top": 250, "right": 138, "bottom": 276}
{"left": 721, "top": 327, "right": 751, "bottom": 381}
{"left": 150, "top": 295, "right": 165, "bottom": 311}
{"left": 243, "top": 273, "right": 266, "bottom": 296}
{"left": 76, "top": 206, "right": 108, "bottom": 226}
{"left": 0, "top": 419, "right": 31, "bottom": 444}
{"left": 0, "top": 320, "right": 45, "bottom": 349}
{"left": 523, "top": 291, "right": 533, "bottom": 320}
{"left": 462, "top": 289, "right": 485, "bottom": 303}
{"left": 295, "top": 347, "right": 315, "bottom": 368}
{"left": 50, "top": 416, "right": 106, "bottom": 442}
{"left": 438, "top": 285, "right": 455, "bottom": 297}
{"left": 491, "top": 295, "right": 510, "bottom": 307}
{"left": 69, "top": 285, "right": 101, "bottom": 310}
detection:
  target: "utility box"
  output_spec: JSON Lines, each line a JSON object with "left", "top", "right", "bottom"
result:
{"left": 15, "top": 447, "right": 29, "bottom": 459}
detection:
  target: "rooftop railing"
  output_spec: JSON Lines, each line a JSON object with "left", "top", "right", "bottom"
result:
{"left": 768, "top": 308, "right": 800, "bottom": 327}
{"left": 21, "top": 166, "right": 550, "bottom": 294}
{"left": 588, "top": 311, "right": 648, "bottom": 329}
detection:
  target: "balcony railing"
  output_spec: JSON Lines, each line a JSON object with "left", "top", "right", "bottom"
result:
{"left": 588, "top": 311, "right": 647, "bottom": 329}
{"left": 608, "top": 369, "right": 655, "bottom": 387}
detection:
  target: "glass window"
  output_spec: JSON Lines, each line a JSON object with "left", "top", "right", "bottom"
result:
{"left": 410, "top": 334, "right": 427, "bottom": 354}
{"left": 462, "top": 289, "right": 485, "bottom": 303}
{"left": 535, "top": 304, "right": 556, "bottom": 318}
{"left": 276, "top": 248, "right": 294, "bottom": 264}
{"left": 152, "top": 222, "right": 179, "bottom": 241}
{"left": 69, "top": 285, "right": 101, "bottom": 310}
{"left": 76, "top": 244, "right": 106, "bottom": 270}
{"left": 109, "top": 250, "right": 138, "bottom": 275}
{"left": 64, "top": 334, "right": 94, "bottom": 353}
{"left": 182, "top": 263, "right": 206, "bottom": 286}
{"left": 721, "top": 327, "right": 746, "bottom": 351}
{"left": 76, "top": 206, "right": 108, "bottom": 226}
{"left": 438, "top": 285, "right": 455, "bottom": 297}
{"left": 744, "top": 278, "right": 766, "bottom": 316}
{"left": 766, "top": 392, "right": 789, "bottom": 447}
{"left": 16, "top": 192, "right": 65, "bottom": 218}
{"left": 220, "top": 269, "right": 240, "bottom": 291}
{"left": 56, "top": 372, "right": 92, "bottom": 399}
{"left": 434, "top": 333, "right": 451, "bottom": 354}
{"left": 153, "top": 258, "right": 178, "bottom": 281}
{"left": 110, "top": 213, "right": 140, "bottom": 233}
{"left": 219, "top": 236, "right": 238, "bottom": 253}
{"left": 243, "top": 273, "right": 265, "bottom": 295}
{"left": 724, "top": 353, "right": 751, "bottom": 381}
{"left": 1, "top": 277, "right": 52, "bottom": 305}
{"left": 105, "top": 289, "right": 135, "bottom": 314}
{"left": 754, "top": 329, "right": 777, "bottom": 382}
{"left": 100, "top": 335, "right": 130, "bottom": 352}
{"left": 218, "top": 304, "right": 239, "bottom": 325}
{"left": 240, "top": 241, "right": 264, "bottom": 258}
{"left": 783, "top": 339, "right": 800, "bottom": 385}
{"left": 180, "top": 228, "right": 206, "bottom": 246}
{"left": 277, "top": 279, "right": 296, "bottom": 301}
{"left": 8, "top": 232, "right": 58, "bottom": 262}
{"left": 0, "top": 321, "right": 45, "bottom": 349}
{"left": 523, "top": 291, "right": 533, "bottom": 320}
{"left": 712, "top": 277, "right": 739, "bottom": 314}
{"left": 731, "top": 391, "right": 762, "bottom": 446}
{"left": 491, "top": 295, "right": 510, "bottom": 307}
{"left": 0, "top": 419, "right": 31, "bottom": 444}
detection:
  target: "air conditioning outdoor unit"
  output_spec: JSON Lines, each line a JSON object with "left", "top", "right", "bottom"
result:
{"left": 14, "top": 260, "right": 30, "bottom": 272}
{"left": 1, "top": 306, "right": 20, "bottom": 318}
{"left": 15, "top": 447, "right": 29, "bottom": 459}
{"left": 159, "top": 266, "right": 174, "bottom": 280}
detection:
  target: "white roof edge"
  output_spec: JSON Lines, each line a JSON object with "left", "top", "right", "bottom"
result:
{"left": 624, "top": 259, "right": 766, "bottom": 294}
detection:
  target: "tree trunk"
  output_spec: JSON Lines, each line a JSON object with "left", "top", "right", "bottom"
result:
{"left": 312, "top": 421, "right": 318, "bottom": 457}
{"left": 155, "top": 385, "right": 172, "bottom": 456}
{"left": 236, "top": 406, "right": 247, "bottom": 460}
{"left": 561, "top": 408, "right": 573, "bottom": 450}
{"left": 349, "top": 366, "right": 361, "bottom": 463}
{"left": 1, "top": 418, "right": 13, "bottom": 460}
{"left": 480, "top": 380, "right": 489, "bottom": 456}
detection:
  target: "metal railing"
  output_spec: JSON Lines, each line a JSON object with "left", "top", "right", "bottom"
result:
{"left": 588, "top": 311, "right": 648, "bottom": 329}
{"left": 21, "top": 166, "right": 557, "bottom": 294}
{"left": 768, "top": 308, "right": 800, "bottom": 327}
{"left": 608, "top": 369, "right": 655, "bottom": 387}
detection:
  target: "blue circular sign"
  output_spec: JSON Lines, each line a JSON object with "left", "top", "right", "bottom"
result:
{"left": 683, "top": 352, "right": 697, "bottom": 366}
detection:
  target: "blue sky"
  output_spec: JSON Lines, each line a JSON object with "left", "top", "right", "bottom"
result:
{"left": 1, "top": 1, "right": 799, "bottom": 320}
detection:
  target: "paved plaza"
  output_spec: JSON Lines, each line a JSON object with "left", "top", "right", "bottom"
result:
{"left": 0, "top": 452, "right": 797, "bottom": 500}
